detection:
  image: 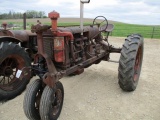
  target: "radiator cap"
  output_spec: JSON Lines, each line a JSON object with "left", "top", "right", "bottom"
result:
{"left": 48, "top": 10, "right": 60, "bottom": 19}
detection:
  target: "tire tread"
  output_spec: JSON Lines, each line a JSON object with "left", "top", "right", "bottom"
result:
{"left": 118, "top": 34, "right": 144, "bottom": 91}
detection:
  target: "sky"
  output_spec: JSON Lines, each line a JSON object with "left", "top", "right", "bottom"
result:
{"left": 0, "top": 0, "right": 160, "bottom": 25}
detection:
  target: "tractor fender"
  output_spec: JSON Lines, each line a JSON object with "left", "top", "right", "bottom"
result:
{"left": 9, "top": 30, "right": 36, "bottom": 42}
{"left": 0, "top": 36, "right": 23, "bottom": 44}
{"left": 0, "top": 30, "right": 36, "bottom": 44}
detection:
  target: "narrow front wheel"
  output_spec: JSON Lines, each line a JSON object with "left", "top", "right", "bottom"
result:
{"left": 23, "top": 79, "right": 42, "bottom": 120}
{"left": 40, "top": 81, "right": 64, "bottom": 120}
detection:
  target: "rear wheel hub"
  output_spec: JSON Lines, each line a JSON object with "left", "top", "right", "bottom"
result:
{"left": 0, "top": 55, "right": 25, "bottom": 91}
{"left": 4, "top": 66, "right": 13, "bottom": 77}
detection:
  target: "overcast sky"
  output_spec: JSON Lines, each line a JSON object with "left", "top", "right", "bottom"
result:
{"left": 0, "top": 0, "right": 160, "bottom": 25}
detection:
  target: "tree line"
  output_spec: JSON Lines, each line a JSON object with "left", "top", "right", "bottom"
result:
{"left": 0, "top": 10, "right": 46, "bottom": 19}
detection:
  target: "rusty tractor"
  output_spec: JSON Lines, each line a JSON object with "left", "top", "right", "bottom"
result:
{"left": 0, "top": 0, "right": 144, "bottom": 119}
{"left": 21, "top": 0, "right": 144, "bottom": 120}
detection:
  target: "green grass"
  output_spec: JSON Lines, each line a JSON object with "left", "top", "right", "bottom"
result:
{"left": 0, "top": 19, "right": 160, "bottom": 39}
{"left": 111, "top": 22, "right": 160, "bottom": 39}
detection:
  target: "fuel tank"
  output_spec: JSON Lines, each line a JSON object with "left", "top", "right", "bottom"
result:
{"left": 58, "top": 25, "right": 99, "bottom": 38}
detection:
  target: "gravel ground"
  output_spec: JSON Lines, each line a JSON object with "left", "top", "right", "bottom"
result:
{"left": 0, "top": 37, "right": 160, "bottom": 120}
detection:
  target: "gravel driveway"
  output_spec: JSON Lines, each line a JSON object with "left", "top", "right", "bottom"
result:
{"left": 0, "top": 37, "right": 160, "bottom": 120}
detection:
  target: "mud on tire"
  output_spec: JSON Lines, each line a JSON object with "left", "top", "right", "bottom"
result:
{"left": 0, "top": 42, "right": 31, "bottom": 101}
{"left": 118, "top": 34, "right": 144, "bottom": 91}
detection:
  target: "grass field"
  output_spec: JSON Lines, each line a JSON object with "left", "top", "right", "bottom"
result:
{"left": 0, "top": 18, "right": 160, "bottom": 39}
{"left": 112, "top": 23, "right": 160, "bottom": 39}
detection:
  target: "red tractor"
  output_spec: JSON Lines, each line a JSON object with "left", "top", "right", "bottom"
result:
{"left": 21, "top": 0, "right": 144, "bottom": 120}
{"left": 0, "top": 0, "right": 143, "bottom": 119}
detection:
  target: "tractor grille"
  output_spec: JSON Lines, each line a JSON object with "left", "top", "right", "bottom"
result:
{"left": 43, "top": 37, "right": 54, "bottom": 59}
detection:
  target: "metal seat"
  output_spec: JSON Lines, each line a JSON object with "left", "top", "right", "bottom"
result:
{"left": 99, "top": 24, "right": 114, "bottom": 32}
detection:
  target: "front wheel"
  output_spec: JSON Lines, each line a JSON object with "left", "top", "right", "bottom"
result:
{"left": 23, "top": 79, "right": 42, "bottom": 120}
{"left": 118, "top": 34, "right": 144, "bottom": 91}
{"left": 40, "top": 81, "right": 64, "bottom": 120}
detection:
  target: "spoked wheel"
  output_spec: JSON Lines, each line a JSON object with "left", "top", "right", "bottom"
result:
{"left": 0, "top": 42, "right": 31, "bottom": 101}
{"left": 118, "top": 34, "right": 144, "bottom": 91}
{"left": 0, "top": 55, "right": 24, "bottom": 90}
{"left": 23, "top": 79, "right": 42, "bottom": 120}
{"left": 40, "top": 81, "right": 64, "bottom": 120}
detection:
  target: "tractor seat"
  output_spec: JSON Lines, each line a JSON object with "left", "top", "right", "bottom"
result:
{"left": 100, "top": 24, "right": 114, "bottom": 32}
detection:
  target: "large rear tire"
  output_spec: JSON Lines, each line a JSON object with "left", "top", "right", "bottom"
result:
{"left": 23, "top": 79, "right": 42, "bottom": 120}
{"left": 118, "top": 34, "right": 144, "bottom": 91}
{"left": 0, "top": 42, "right": 31, "bottom": 101}
{"left": 40, "top": 81, "right": 64, "bottom": 120}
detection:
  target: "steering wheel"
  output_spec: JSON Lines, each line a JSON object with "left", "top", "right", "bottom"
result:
{"left": 93, "top": 16, "right": 108, "bottom": 32}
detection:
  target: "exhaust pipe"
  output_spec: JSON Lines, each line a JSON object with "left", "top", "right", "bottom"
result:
{"left": 80, "top": 0, "right": 90, "bottom": 36}
{"left": 23, "top": 13, "right": 26, "bottom": 30}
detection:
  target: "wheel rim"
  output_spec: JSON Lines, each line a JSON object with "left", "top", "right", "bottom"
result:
{"left": 35, "top": 89, "right": 42, "bottom": 110}
{"left": 134, "top": 45, "right": 142, "bottom": 82}
{"left": 0, "top": 55, "right": 25, "bottom": 91}
{"left": 51, "top": 89, "right": 63, "bottom": 116}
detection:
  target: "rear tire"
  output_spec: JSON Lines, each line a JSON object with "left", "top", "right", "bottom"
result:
{"left": 0, "top": 42, "right": 31, "bottom": 101}
{"left": 23, "top": 79, "right": 42, "bottom": 120}
{"left": 118, "top": 34, "right": 144, "bottom": 91}
{"left": 40, "top": 81, "right": 64, "bottom": 120}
